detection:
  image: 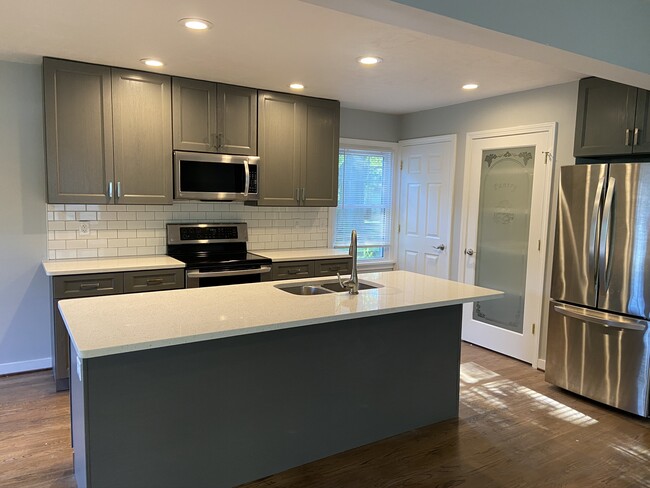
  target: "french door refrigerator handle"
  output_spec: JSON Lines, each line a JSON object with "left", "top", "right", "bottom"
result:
{"left": 553, "top": 302, "right": 648, "bottom": 331}
{"left": 599, "top": 177, "right": 615, "bottom": 292}
{"left": 589, "top": 177, "right": 606, "bottom": 287}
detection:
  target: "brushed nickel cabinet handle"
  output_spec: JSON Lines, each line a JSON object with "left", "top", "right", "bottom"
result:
{"left": 117, "top": 181, "right": 122, "bottom": 199}
{"left": 634, "top": 128, "right": 639, "bottom": 146}
{"left": 625, "top": 129, "right": 631, "bottom": 146}
{"left": 108, "top": 181, "right": 113, "bottom": 198}
{"left": 146, "top": 278, "right": 164, "bottom": 285}
{"left": 79, "top": 283, "right": 100, "bottom": 290}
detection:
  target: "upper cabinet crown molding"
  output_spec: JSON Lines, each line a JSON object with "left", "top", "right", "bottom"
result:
{"left": 255, "top": 91, "right": 339, "bottom": 207}
{"left": 574, "top": 77, "right": 650, "bottom": 157}
{"left": 172, "top": 77, "right": 257, "bottom": 156}
{"left": 44, "top": 58, "right": 173, "bottom": 204}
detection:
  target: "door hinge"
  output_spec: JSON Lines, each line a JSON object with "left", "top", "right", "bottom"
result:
{"left": 538, "top": 240, "right": 541, "bottom": 251}
{"left": 400, "top": 160, "right": 403, "bottom": 171}
{"left": 398, "top": 224, "right": 401, "bottom": 233}
{"left": 532, "top": 323, "right": 536, "bottom": 334}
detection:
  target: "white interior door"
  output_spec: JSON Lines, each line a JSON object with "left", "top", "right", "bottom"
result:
{"left": 459, "top": 124, "right": 555, "bottom": 365}
{"left": 397, "top": 135, "right": 456, "bottom": 279}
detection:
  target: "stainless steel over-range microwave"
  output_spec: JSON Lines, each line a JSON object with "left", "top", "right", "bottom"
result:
{"left": 173, "top": 151, "right": 259, "bottom": 202}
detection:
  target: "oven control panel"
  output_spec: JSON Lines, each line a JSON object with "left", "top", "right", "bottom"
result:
{"left": 180, "top": 226, "right": 238, "bottom": 241}
{"left": 166, "top": 223, "right": 248, "bottom": 245}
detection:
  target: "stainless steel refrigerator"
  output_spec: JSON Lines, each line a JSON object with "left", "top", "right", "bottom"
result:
{"left": 546, "top": 162, "right": 650, "bottom": 417}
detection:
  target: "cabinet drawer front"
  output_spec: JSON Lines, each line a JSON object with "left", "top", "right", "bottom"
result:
{"left": 315, "top": 258, "right": 352, "bottom": 276}
{"left": 53, "top": 273, "right": 124, "bottom": 299}
{"left": 272, "top": 261, "right": 314, "bottom": 280}
{"left": 123, "top": 269, "right": 184, "bottom": 293}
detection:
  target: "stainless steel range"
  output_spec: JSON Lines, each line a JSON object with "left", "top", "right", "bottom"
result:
{"left": 166, "top": 223, "right": 271, "bottom": 288}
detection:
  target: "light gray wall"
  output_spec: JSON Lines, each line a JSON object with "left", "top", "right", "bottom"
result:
{"left": 400, "top": 81, "right": 579, "bottom": 360}
{"left": 394, "top": 0, "right": 650, "bottom": 76}
{"left": 340, "top": 108, "right": 400, "bottom": 142}
{"left": 0, "top": 60, "right": 50, "bottom": 374}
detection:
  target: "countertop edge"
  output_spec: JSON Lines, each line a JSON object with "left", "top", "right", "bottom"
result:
{"left": 42, "top": 257, "right": 186, "bottom": 276}
{"left": 68, "top": 292, "right": 502, "bottom": 359}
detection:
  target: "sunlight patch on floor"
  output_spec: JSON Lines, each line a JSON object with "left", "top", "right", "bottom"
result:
{"left": 460, "top": 362, "right": 598, "bottom": 427}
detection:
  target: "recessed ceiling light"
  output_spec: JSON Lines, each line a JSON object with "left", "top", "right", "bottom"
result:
{"left": 140, "top": 58, "right": 164, "bottom": 68}
{"left": 179, "top": 18, "right": 213, "bottom": 30}
{"left": 463, "top": 83, "right": 479, "bottom": 90}
{"left": 357, "top": 56, "right": 382, "bottom": 65}
{"left": 289, "top": 83, "right": 304, "bottom": 90}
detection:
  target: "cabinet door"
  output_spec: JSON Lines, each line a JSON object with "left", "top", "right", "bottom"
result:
{"left": 257, "top": 91, "right": 302, "bottom": 206}
{"left": 302, "top": 98, "right": 340, "bottom": 207}
{"left": 44, "top": 58, "right": 114, "bottom": 204}
{"left": 574, "top": 78, "right": 637, "bottom": 157}
{"left": 217, "top": 84, "right": 257, "bottom": 155}
{"left": 172, "top": 77, "right": 217, "bottom": 153}
{"left": 314, "top": 258, "right": 352, "bottom": 276}
{"left": 633, "top": 90, "right": 650, "bottom": 154}
{"left": 272, "top": 261, "right": 314, "bottom": 280}
{"left": 123, "top": 269, "right": 184, "bottom": 293}
{"left": 112, "top": 69, "right": 172, "bottom": 204}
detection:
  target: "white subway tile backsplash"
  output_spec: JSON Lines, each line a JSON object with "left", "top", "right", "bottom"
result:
{"left": 47, "top": 202, "right": 330, "bottom": 259}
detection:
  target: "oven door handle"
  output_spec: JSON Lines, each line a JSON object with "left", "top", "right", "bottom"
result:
{"left": 187, "top": 266, "right": 271, "bottom": 279}
{"left": 243, "top": 159, "right": 250, "bottom": 197}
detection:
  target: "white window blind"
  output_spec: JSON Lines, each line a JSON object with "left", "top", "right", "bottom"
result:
{"left": 334, "top": 146, "right": 393, "bottom": 260}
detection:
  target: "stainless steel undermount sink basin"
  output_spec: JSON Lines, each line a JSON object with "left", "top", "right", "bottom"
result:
{"left": 320, "top": 282, "right": 378, "bottom": 293}
{"left": 275, "top": 281, "right": 381, "bottom": 295}
{"left": 275, "top": 285, "right": 333, "bottom": 296}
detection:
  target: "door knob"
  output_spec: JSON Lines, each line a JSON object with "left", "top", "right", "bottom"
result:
{"left": 433, "top": 244, "right": 446, "bottom": 251}
{"left": 465, "top": 248, "right": 475, "bottom": 256}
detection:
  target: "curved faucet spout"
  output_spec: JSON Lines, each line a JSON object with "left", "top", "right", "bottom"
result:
{"left": 337, "top": 230, "right": 359, "bottom": 294}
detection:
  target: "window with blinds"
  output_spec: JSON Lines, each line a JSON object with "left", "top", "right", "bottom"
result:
{"left": 334, "top": 146, "right": 394, "bottom": 260}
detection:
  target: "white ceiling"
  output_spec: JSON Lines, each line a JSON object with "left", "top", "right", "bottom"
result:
{"left": 0, "top": 0, "right": 586, "bottom": 114}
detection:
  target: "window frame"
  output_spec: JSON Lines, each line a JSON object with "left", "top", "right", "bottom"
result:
{"left": 329, "top": 138, "right": 399, "bottom": 268}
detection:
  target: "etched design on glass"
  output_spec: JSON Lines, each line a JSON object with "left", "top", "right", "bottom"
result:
{"left": 473, "top": 147, "right": 535, "bottom": 333}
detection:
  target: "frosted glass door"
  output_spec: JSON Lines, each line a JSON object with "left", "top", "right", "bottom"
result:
{"left": 473, "top": 147, "right": 535, "bottom": 333}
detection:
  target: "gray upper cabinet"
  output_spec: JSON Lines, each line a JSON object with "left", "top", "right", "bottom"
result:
{"left": 217, "top": 84, "right": 257, "bottom": 156}
{"left": 44, "top": 58, "right": 173, "bottom": 204}
{"left": 172, "top": 78, "right": 257, "bottom": 155}
{"left": 112, "top": 69, "right": 172, "bottom": 204}
{"left": 44, "top": 59, "right": 114, "bottom": 204}
{"left": 256, "top": 91, "right": 339, "bottom": 207}
{"left": 574, "top": 77, "right": 650, "bottom": 157}
{"left": 172, "top": 78, "right": 217, "bottom": 152}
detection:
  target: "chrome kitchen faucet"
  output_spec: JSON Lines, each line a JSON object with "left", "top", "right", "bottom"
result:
{"left": 337, "top": 230, "right": 359, "bottom": 294}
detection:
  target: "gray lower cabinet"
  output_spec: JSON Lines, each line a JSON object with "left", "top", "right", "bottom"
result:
{"left": 256, "top": 91, "right": 339, "bottom": 207}
{"left": 574, "top": 77, "right": 650, "bottom": 157}
{"left": 172, "top": 77, "right": 257, "bottom": 155}
{"left": 44, "top": 58, "right": 173, "bottom": 204}
{"left": 268, "top": 257, "right": 352, "bottom": 281}
{"left": 50, "top": 269, "right": 184, "bottom": 391}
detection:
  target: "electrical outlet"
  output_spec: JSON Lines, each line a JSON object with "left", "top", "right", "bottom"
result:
{"left": 79, "top": 221, "right": 90, "bottom": 236}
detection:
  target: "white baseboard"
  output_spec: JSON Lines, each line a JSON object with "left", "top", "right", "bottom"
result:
{"left": 0, "top": 357, "right": 52, "bottom": 375}
{"left": 537, "top": 359, "right": 546, "bottom": 371}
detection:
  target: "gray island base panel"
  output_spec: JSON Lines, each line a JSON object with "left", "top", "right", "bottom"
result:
{"left": 70, "top": 305, "right": 462, "bottom": 488}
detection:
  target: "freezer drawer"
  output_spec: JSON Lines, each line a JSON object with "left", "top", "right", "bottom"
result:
{"left": 545, "top": 300, "right": 650, "bottom": 417}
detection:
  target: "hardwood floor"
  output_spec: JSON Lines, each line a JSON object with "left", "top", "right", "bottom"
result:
{"left": 1, "top": 343, "right": 648, "bottom": 488}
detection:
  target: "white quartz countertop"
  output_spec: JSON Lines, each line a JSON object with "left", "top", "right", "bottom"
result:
{"left": 59, "top": 270, "right": 502, "bottom": 359}
{"left": 251, "top": 248, "right": 351, "bottom": 262}
{"left": 42, "top": 256, "right": 185, "bottom": 276}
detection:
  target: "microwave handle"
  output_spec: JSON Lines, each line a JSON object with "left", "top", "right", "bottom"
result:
{"left": 243, "top": 159, "right": 250, "bottom": 196}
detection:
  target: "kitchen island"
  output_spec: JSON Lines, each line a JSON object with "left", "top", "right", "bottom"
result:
{"left": 59, "top": 271, "right": 501, "bottom": 488}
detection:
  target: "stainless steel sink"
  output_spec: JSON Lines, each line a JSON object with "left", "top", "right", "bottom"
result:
{"left": 275, "top": 285, "right": 333, "bottom": 296}
{"left": 320, "top": 281, "right": 379, "bottom": 293}
{"left": 275, "top": 280, "right": 381, "bottom": 295}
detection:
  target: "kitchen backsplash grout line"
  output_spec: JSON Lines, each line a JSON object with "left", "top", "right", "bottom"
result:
{"left": 46, "top": 202, "right": 329, "bottom": 260}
